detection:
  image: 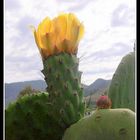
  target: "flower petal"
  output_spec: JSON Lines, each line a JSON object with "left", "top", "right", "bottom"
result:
{"left": 29, "top": 25, "right": 44, "bottom": 58}
{"left": 32, "top": 13, "right": 84, "bottom": 58}
{"left": 40, "top": 17, "right": 52, "bottom": 35}
{"left": 78, "top": 23, "right": 84, "bottom": 41}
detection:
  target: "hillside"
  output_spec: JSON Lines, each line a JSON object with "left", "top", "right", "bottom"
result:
{"left": 84, "top": 78, "right": 111, "bottom": 96}
{"left": 5, "top": 80, "right": 47, "bottom": 107}
{"left": 5, "top": 78, "right": 111, "bottom": 108}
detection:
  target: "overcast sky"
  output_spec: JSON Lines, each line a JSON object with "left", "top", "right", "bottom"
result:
{"left": 4, "top": 0, "right": 136, "bottom": 85}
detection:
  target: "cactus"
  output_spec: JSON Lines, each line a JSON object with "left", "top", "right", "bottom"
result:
{"left": 6, "top": 13, "right": 135, "bottom": 140}
{"left": 108, "top": 52, "right": 135, "bottom": 111}
{"left": 62, "top": 108, "right": 135, "bottom": 140}
{"left": 6, "top": 13, "right": 85, "bottom": 140}
{"left": 42, "top": 53, "right": 85, "bottom": 127}
{"left": 6, "top": 92, "right": 65, "bottom": 140}
{"left": 32, "top": 13, "right": 85, "bottom": 128}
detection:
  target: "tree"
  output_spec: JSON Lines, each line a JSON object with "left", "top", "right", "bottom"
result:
{"left": 17, "top": 85, "right": 41, "bottom": 98}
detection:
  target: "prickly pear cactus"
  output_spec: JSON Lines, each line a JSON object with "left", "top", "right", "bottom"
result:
{"left": 6, "top": 13, "right": 85, "bottom": 140}
{"left": 62, "top": 108, "right": 135, "bottom": 140}
{"left": 108, "top": 52, "right": 135, "bottom": 111}
{"left": 6, "top": 92, "right": 64, "bottom": 140}
{"left": 42, "top": 53, "right": 85, "bottom": 127}
{"left": 32, "top": 13, "right": 86, "bottom": 128}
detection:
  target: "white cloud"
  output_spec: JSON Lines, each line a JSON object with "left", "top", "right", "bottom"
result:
{"left": 5, "top": 0, "right": 21, "bottom": 10}
{"left": 111, "top": 4, "right": 136, "bottom": 27}
{"left": 4, "top": 0, "right": 136, "bottom": 85}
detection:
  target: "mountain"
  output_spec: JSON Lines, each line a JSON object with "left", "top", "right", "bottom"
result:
{"left": 5, "top": 78, "right": 111, "bottom": 108}
{"left": 84, "top": 78, "right": 111, "bottom": 96}
{"left": 5, "top": 80, "right": 47, "bottom": 107}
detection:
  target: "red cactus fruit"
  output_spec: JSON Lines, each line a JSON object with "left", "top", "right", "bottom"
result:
{"left": 96, "top": 95, "right": 112, "bottom": 109}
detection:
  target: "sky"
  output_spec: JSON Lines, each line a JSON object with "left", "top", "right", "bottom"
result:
{"left": 4, "top": 0, "right": 136, "bottom": 85}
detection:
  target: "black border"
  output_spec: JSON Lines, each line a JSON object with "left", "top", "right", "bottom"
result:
{"left": 1, "top": 0, "right": 3, "bottom": 139}
{"left": 136, "top": 0, "right": 138, "bottom": 139}
{"left": 136, "top": 0, "right": 139, "bottom": 139}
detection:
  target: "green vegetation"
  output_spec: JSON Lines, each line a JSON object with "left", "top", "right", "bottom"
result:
{"left": 6, "top": 92, "right": 65, "bottom": 140}
{"left": 63, "top": 109, "right": 135, "bottom": 140}
{"left": 17, "top": 86, "right": 41, "bottom": 98}
{"left": 108, "top": 52, "right": 135, "bottom": 111}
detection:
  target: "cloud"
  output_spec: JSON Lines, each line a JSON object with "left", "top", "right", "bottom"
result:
{"left": 5, "top": 53, "right": 43, "bottom": 83}
{"left": 5, "top": 0, "right": 21, "bottom": 10}
{"left": 11, "top": 16, "right": 39, "bottom": 47}
{"left": 111, "top": 4, "right": 135, "bottom": 27}
{"left": 55, "top": 0, "right": 94, "bottom": 11}
{"left": 78, "top": 41, "right": 134, "bottom": 85}
{"left": 5, "top": 14, "right": 40, "bottom": 58}
{"left": 84, "top": 68, "right": 115, "bottom": 75}
{"left": 67, "top": 0, "right": 94, "bottom": 11}
{"left": 5, "top": 70, "right": 43, "bottom": 83}
{"left": 5, "top": 15, "right": 43, "bottom": 83}
{"left": 83, "top": 42, "right": 130, "bottom": 61}
{"left": 17, "top": 16, "right": 38, "bottom": 35}
{"left": 5, "top": 0, "right": 136, "bottom": 85}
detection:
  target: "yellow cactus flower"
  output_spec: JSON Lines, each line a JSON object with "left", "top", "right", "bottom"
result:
{"left": 32, "top": 13, "right": 84, "bottom": 59}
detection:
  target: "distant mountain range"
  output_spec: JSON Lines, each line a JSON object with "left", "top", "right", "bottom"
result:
{"left": 5, "top": 78, "right": 111, "bottom": 107}
{"left": 84, "top": 78, "right": 111, "bottom": 96}
{"left": 5, "top": 80, "right": 47, "bottom": 107}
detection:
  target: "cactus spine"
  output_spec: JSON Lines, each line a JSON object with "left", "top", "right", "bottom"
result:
{"left": 108, "top": 52, "right": 135, "bottom": 111}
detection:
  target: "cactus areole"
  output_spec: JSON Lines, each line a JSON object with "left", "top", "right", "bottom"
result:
{"left": 32, "top": 13, "right": 85, "bottom": 128}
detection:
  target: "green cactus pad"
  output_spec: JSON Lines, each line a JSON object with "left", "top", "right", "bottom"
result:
{"left": 62, "top": 109, "right": 135, "bottom": 140}
{"left": 108, "top": 52, "right": 135, "bottom": 111}
{"left": 6, "top": 92, "right": 64, "bottom": 140}
{"left": 42, "top": 53, "right": 85, "bottom": 128}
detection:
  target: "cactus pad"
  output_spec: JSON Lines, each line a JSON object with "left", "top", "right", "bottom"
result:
{"left": 108, "top": 52, "right": 135, "bottom": 111}
{"left": 63, "top": 108, "right": 135, "bottom": 140}
{"left": 6, "top": 92, "right": 64, "bottom": 140}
